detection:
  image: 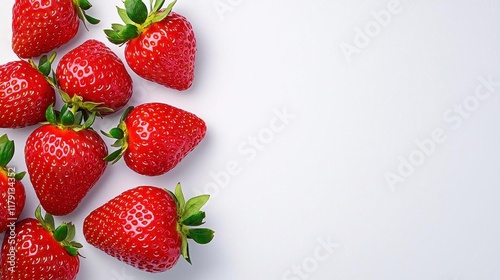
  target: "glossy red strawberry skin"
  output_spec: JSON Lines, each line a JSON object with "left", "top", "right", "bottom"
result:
{"left": 0, "top": 60, "right": 55, "bottom": 128}
{"left": 56, "top": 39, "right": 133, "bottom": 114}
{"left": 0, "top": 218, "right": 80, "bottom": 279}
{"left": 12, "top": 0, "right": 80, "bottom": 58}
{"left": 0, "top": 170, "right": 26, "bottom": 233}
{"left": 125, "top": 12, "right": 196, "bottom": 91}
{"left": 123, "top": 102, "right": 206, "bottom": 176}
{"left": 83, "top": 186, "right": 181, "bottom": 273}
{"left": 25, "top": 125, "right": 108, "bottom": 216}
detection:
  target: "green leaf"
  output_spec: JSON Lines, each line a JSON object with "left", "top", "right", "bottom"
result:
{"left": 182, "top": 211, "right": 206, "bottom": 226}
{"left": 117, "top": 6, "right": 135, "bottom": 25}
{"left": 125, "top": 0, "right": 148, "bottom": 24}
{"left": 187, "top": 228, "right": 215, "bottom": 245}
{"left": 77, "top": 0, "right": 92, "bottom": 10}
{"left": 64, "top": 246, "right": 79, "bottom": 257}
{"left": 104, "top": 149, "right": 124, "bottom": 163}
{"left": 175, "top": 182, "right": 185, "bottom": 212}
{"left": 182, "top": 195, "right": 210, "bottom": 221}
{"left": 54, "top": 224, "right": 68, "bottom": 242}
{"left": 111, "top": 138, "right": 124, "bottom": 148}
{"left": 109, "top": 127, "right": 124, "bottom": 139}
{"left": 152, "top": 0, "right": 176, "bottom": 23}
{"left": 120, "top": 106, "right": 134, "bottom": 122}
{"left": 111, "top": 23, "right": 126, "bottom": 32}
{"left": 66, "top": 222, "right": 76, "bottom": 241}
{"left": 181, "top": 234, "right": 191, "bottom": 264}
{"left": 35, "top": 205, "right": 43, "bottom": 223}
{"left": 82, "top": 112, "right": 96, "bottom": 129}
{"left": 14, "top": 171, "right": 26, "bottom": 181}
{"left": 104, "top": 29, "right": 124, "bottom": 44}
{"left": 153, "top": 0, "right": 166, "bottom": 13}
{"left": 70, "top": 241, "right": 83, "bottom": 248}
{"left": 84, "top": 13, "right": 100, "bottom": 25}
{"left": 74, "top": 111, "right": 83, "bottom": 126}
{"left": 38, "top": 52, "right": 56, "bottom": 76}
{"left": 61, "top": 109, "right": 75, "bottom": 126}
{"left": 45, "top": 104, "right": 57, "bottom": 124}
{"left": 120, "top": 24, "right": 140, "bottom": 40}
{"left": 44, "top": 213, "right": 55, "bottom": 231}
{"left": 0, "top": 135, "right": 14, "bottom": 167}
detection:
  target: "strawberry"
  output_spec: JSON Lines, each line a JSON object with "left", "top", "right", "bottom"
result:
{"left": 0, "top": 134, "right": 26, "bottom": 233}
{"left": 104, "top": 102, "right": 206, "bottom": 176}
{"left": 56, "top": 39, "right": 133, "bottom": 114}
{"left": 24, "top": 105, "right": 108, "bottom": 216}
{"left": 1, "top": 206, "right": 82, "bottom": 279}
{"left": 83, "top": 183, "right": 214, "bottom": 273}
{"left": 12, "top": 0, "right": 99, "bottom": 58}
{"left": 105, "top": 0, "right": 196, "bottom": 90}
{"left": 0, "top": 57, "right": 56, "bottom": 128}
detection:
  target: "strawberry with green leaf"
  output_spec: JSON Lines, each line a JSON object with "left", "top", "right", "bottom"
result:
{"left": 104, "top": 102, "right": 206, "bottom": 176}
{"left": 0, "top": 56, "right": 56, "bottom": 128}
{"left": 0, "top": 134, "right": 26, "bottom": 233}
{"left": 83, "top": 183, "right": 214, "bottom": 273}
{"left": 56, "top": 39, "right": 133, "bottom": 114}
{"left": 1, "top": 206, "right": 82, "bottom": 279}
{"left": 24, "top": 104, "right": 108, "bottom": 216}
{"left": 105, "top": 0, "right": 197, "bottom": 90}
{"left": 12, "top": 0, "right": 100, "bottom": 58}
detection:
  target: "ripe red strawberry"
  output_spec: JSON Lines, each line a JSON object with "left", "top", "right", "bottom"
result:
{"left": 0, "top": 58, "right": 55, "bottom": 128}
{"left": 0, "top": 134, "right": 26, "bottom": 233}
{"left": 12, "top": 0, "right": 99, "bottom": 59}
{"left": 25, "top": 105, "right": 108, "bottom": 216}
{"left": 105, "top": 0, "right": 196, "bottom": 90}
{"left": 56, "top": 39, "right": 133, "bottom": 114}
{"left": 83, "top": 183, "right": 214, "bottom": 273}
{"left": 104, "top": 102, "right": 206, "bottom": 176}
{"left": 1, "top": 206, "right": 82, "bottom": 279}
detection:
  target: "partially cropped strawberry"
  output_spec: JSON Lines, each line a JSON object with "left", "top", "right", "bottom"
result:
{"left": 1, "top": 206, "right": 82, "bottom": 279}
{"left": 25, "top": 105, "right": 108, "bottom": 215}
{"left": 0, "top": 134, "right": 26, "bottom": 233}
{"left": 105, "top": 0, "right": 196, "bottom": 90}
{"left": 56, "top": 39, "right": 133, "bottom": 114}
{"left": 84, "top": 183, "right": 214, "bottom": 273}
{"left": 0, "top": 57, "right": 56, "bottom": 128}
{"left": 104, "top": 102, "right": 206, "bottom": 176}
{"left": 12, "top": 0, "right": 99, "bottom": 58}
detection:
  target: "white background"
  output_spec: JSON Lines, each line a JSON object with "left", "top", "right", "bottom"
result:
{"left": 1, "top": 0, "right": 500, "bottom": 279}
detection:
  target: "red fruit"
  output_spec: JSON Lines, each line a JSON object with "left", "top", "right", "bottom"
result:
{"left": 83, "top": 183, "right": 214, "bottom": 273}
{"left": 0, "top": 134, "right": 26, "bottom": 233}
{"left": 56, "top": 39, "right": 133, "bottom": 114}
{"left": 0, "top": 60, "right": 55, "bottom": 128}
{"left": 104, "top": 102, "right": 206, "bottom": 176}
{"left": 25, "top": 106, "right": 108, "bottom": 215}
{"left": 12, "top": 0, "right": 99, "bottom": 58}
{"left": 106, "top": 0, "right": 196, "bottom": 90}
{"left": 1, "top": 206, "right": 82, "bottom": 280}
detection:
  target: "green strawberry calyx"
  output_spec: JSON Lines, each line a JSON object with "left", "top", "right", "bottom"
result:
{"left": 44, "top": 103, "right": 97, "bottom": 132}
{"left": 73, "top": 0, "right": 101, "bottom": 30}
{"left": 0, "top": 134, "right": 26, "bottom": 180}
{"left": 105, "top": 0, "right": 177, "bottom": 45}
{"left": 166, "top": 183, "right": 215, "bottom": 264}
{"left": 102, "top": 106, "right": 134, "bottom": 163}
{"left": 35, "top": 205, "right": 83, "bottom": 257}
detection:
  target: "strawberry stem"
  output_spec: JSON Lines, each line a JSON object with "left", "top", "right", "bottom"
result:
{"left": 105, "top": 0, "right": 177, "bottom": 44}
{"left": 35, "top": 206, "right": 83, "bottom": 257}
{"left": 0, "top": 134, "right": 26, "bottom": 180}
{"left": 166, "top": 183, "right": 215, "bottom": 264}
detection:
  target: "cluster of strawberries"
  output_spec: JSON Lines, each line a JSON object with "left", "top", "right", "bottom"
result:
{"left": 0, "top": 0, "right": 214, "bottom": 279}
